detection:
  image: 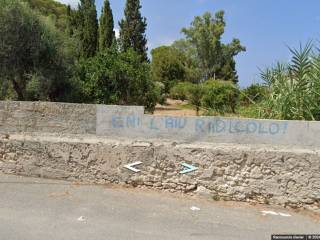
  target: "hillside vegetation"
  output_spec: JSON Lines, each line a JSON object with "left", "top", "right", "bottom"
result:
{"left": 1, "top": 0, "right": 318, "bottom": 120}
{"left": 23, "top": 0, "right": 69, "bottom": 32}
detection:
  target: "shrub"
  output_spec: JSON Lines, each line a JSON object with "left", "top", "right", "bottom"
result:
{"left": 154, "top": 81, "right": 166, "bottom": 105}
{"left": 260, "top": 43, "right": 320, "bottom": 120}
{"left": 240, "top": 84, "right": 267, "bottom": 106}
{"left": 187, "top": 84, "right": 205, "bottom": 115}
{"left": 202, "top": 80, "right": 239, "bottom": 114}
{"left": 169, "top": 82, "right": 193, "bottom": 101}
{"left": 151, "top": 46, "right": 188, "bottom": 93}
{"left": 0, "top": 0, "right": 74, "bottom": 101}
{"left": 74, "top": 48, "right": 158, "bottom": 112}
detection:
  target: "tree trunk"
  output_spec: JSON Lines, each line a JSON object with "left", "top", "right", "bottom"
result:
{"left": 196, "top": 106, "right": 200, "bottom": 116}
{"left": 11, "top": 77, "right": 24, "bottom": 101}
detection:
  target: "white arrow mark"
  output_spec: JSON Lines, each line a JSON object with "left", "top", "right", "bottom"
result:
{"left": 180, "top": 163, "right": 198, "bottom": 174}
{"left": 124, "top": 161, "right": 143, "bottom": 173}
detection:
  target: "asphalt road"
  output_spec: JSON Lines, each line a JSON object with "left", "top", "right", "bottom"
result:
{"left": 0, "top": 174, "right": 319, "bottom": 240}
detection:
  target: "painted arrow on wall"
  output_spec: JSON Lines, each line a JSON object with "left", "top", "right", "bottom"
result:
{"left": 180, "top": 163, "right": 198, "bottom": 174}
{"left": 124, "top": 161, "right": 143, "bottom": 173}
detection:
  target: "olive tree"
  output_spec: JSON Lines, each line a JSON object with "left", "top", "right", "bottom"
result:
{"left": 0, "top": 0, "right": 73, "bottom": 101}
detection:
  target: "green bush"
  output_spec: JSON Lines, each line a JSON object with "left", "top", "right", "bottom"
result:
{"left": 0, "top": 80, "right": 16, "bottom": 100}
{"left": 187, "top": 84, "right": 205, "bottom": 115}
{"left": 151, "top": 46, "right": 189, "bottom": 93}
{"left": 237, "top": 104, "right": 263, "bottom": 119}
{"left": 0, "top": 0, "right": 74, "bottom": 101}
{"left": 169, "top": 82, "right": 193, "bottom": 101}
{"left": 154, "top": 81, "right": 166, "bottom": 105}
{"left": 202, "top": 80, "right": 239, "bottom": 114}
{"left": 74, "top": 48, "right": 158, "bottom": 112}
{"left": 240, "top": 84, "right": 267, "bottom": 106}
{"left": 260, "top": 43, "right": 320, "bottom": 120}
{"left": 170, "top": 80, "right": 239, "bottom": 115}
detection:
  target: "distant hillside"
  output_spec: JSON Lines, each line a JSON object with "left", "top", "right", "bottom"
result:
{"left": 23, "top": 0, "right": 69, "bottom": 32}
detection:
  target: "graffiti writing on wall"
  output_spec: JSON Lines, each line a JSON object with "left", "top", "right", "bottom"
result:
{"left": 111, "top": 116, "right": 289, "bottom": 136}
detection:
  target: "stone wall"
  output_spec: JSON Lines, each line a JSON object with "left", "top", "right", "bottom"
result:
{"left": 2, "top": 101, "right": 320, "bottom": 147}
{"left": 97, "top": 110, "right": 320, "bottom": 148}
{"left": 0, "top": 134, "right": 319, "bottom": 212}
{"left": 0, "top": 101, "right": 320, "bottom": 212}
{"left": 0, "top": 101, "right": 96, "bottom": 134}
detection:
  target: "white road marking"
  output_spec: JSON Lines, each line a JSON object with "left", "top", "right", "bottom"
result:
{"left": 261, "top": 210, "right": 291, "bottom": 217}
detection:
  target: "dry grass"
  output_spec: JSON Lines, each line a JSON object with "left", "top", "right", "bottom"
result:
{"left": 153, "top": 99, "right": 197, "bottom": 116}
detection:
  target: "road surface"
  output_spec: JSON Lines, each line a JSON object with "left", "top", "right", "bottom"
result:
{"left": 0, "top": 174, "right": 319, "bottom": 240}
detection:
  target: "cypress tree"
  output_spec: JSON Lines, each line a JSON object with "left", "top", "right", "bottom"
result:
{"left": 78, "top": 0, "right": 98, "bottom": 58}
{"left": 119, "top": 0, "right": 148, "bottom": 61}
{"left": 99, "top": 0, "right": 115, "bottom": 51}
{"left": 66, "top": 5, "right": 74, "bottom": 36}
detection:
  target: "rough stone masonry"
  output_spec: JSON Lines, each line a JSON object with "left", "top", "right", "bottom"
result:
{"left": 0, "top": 101, "right": 320, "bottom": 212}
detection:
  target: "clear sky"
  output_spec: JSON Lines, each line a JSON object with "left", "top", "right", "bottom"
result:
{"left": 57, "top": 0, "right": 320, "bottom": 87}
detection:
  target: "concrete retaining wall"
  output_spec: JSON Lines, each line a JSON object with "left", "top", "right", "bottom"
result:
{"left": 0, "top": 101, "right": 96, "bottom": 134}
{"left": 0, "top": 134, "right": 319, "bottom": 212}
{"left": 0, "top": 101, "right": 320, "bottom": 211}
{"left": 1, "top": 101, "right": 320, "bottom": 147}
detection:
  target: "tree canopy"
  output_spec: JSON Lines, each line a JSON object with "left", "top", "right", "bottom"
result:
{"left": 75, "top": 49, "right": 158, "bottom": 111}
{"left": 0, "top": 0, "right": 73, "bottom": 101}
{"left": 180, "top": 11, "right": 246, "bottom": 83}
{"left": 77, "top": 0, "right": 99, "bottom": 58}
{"left": 151, "top": 46, "right": 186, "bottom": 93}
{"left": 99, "top": 0, "right": 115, "bottom": 51}
{"left": 119, "top": 0, "right": 148, "bottom": 61}
{"left": 0, "top": 0, "right": 254, "bottom": 118}
{"left": 23, "top": 0, "right": 69, "bottom": 32}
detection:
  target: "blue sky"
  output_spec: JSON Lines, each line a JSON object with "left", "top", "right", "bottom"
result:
{"left": 58, "top": 0, "right": 320, "bottom": 87}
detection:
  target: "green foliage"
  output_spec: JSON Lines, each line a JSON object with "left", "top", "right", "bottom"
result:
{"left": 172, "top": 39, "right": 198, "bottom": 64}
{"left": 180, "top": 11, "right": 245, "bottom": 83}
{"left": 151, "top": 46, "right": 187, "bottom": 93}
{"left": 75, "top": 49, "right": 158, "bottom": 112}
{"left": 171, "top": 40, "right": 201, "bottom": 83}
{"left": 0, "top": 0, "right": 161, "bottom": 109}
{"left": 169, "top": 82, "right": 194, "bottom": 101}
{"left": 0, "top": 80, "right": 16, "bottom": 100}
{"left": 23, "top": 0, "right": 69, "bottom": 32}
{"left": 240, "top": 84, "right": 267, "bottom": 106}
{"left": 170, "top": 80, "right": 239, "bottom": 115}
{"left": 260, "top": 43, "right": 320, "bottom": 120}
{"left": 78, "top": 0, "right": 98, "bottom": 58}
{"left": 187, "top": 84, "right": 205, "bottom": 115}
{"left": 202, "top": 80, "right": 239, "bottom": 114}
{"left": 154, "top": 81, "right": 166, "bottom": 105}
{"left": 66, "top": 5, "right": 77, "bottom": 36}
{"left": 0, "top": 0, "right": 73, "bottom": 101}
{"left": 237, "top": 104, "right": 262, "bottom": 119}
{"left": 99, "top": 0, "right": 115, "bottom": 51}
{"left": 119, "top": 0, "right": 148, "bottom": 62}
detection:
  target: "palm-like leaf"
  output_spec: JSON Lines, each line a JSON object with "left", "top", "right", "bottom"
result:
{"left": 259, "top": 42, "right": 320, "bottom": 120}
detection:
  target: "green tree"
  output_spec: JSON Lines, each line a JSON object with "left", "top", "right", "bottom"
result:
{"left": 0, "top": 0, "right": 73, "bottom": 101}
{"left": 99, "top": 0, "right": 115, "bottom": 51}
{"left": 119, "top": 0, "right": 148, "bottom": 61}
{"left": 202, "top": 80, "right": 239, "bottom": 114}
{"left": 78, "top": 0, "right": 98, "bottom": 58}
{"left": 23, "top": 0, "right": 69, "bottom": 32}
{"left": 188, "top": 84, "right": 205, "bottom": 116}
{"left": 171, "top": 40, "right": 202, "bottom": 83}
{"left": 66, "top": 5, "right": 74, "bottom": 36}
{"left": 169, "top": 82, "right": 193, "bottom": 101}
{"left": 240, "top": 84, "right": 267, "bottom": 106}
{"left": 75, "top": 49, "right": 158, "bottom": 111}
{"left": 151, "top": 46, "right": 186, "bottom": 93}
{"left": 181, "top": 11, "right": 246, "bottom": 83}
{"left": 218, "top": 39, "right": 246, "bottom": 83}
